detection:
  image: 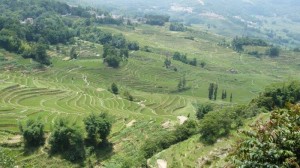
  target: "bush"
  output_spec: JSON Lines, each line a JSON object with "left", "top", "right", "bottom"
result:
{"left": 19, "top": 119, "right": 45, "bottom": 147}
{"left": 111, "top": 83, "right": 119, "bottom": 95}
{"left": 84, "top": 113, "right": 112, "bottom": 145}
{"left": 49, "top": 119, "right": 85, "bottom": 162}
{"left": 127, "top": 42, "right": 139, "bottom": 51}
{"left": 196, "top": 104, "right": 213, "bottom": 120}
{"left": 266, "top": 46, "right": 280, "bottom": 57}
{"left": 105, "top": 55, "right": 121, "bottom": 68}
{"left": 169, "top": 23, "right": 185, "bottom": 32}
{"left": 232, "top": 105, "right": 300, "bottom": 167}
{"left": 254, "top": 81, "right": 300, "bottom": 110}
{"left": 199, "top": 109, "right": 236, "bottom": 144}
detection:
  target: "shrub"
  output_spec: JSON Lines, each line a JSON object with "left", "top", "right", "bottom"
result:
{"left": 19, "top": 119, "right": 45, "bottom": 147}
{"left": 266, "top": 46, "right": 280, "bottom": 57}
{"left": 254, "top": 81, "right": 300, "bottom": 110}
{"left": 196, "top": 104, "right": 213, "bottom": 120}
{"left": 49, "top": 119, "right": 85, "bottom": 162}
{"left": 84, "top": 113, "right": 112, "bottom": 145}
{"left": 232, "top": 105, "right": 300, "bottom": 167}
{"left": 111, "top": 83, "right": 119, "bottom": 95}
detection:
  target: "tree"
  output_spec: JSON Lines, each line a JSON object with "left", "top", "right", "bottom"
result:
{"left": 127, "top": 42, "right": 139, "bottom": 51}
{"left": 267, "top": 46, "right": 280, "bottom": 57}
{"left": 105, "top": 55, "right": 121, "bottom": 68}
{"left": 177, "top": 76, "right": 186, "bottom": 91}
{"left": 189, "top": 58, "right": 197, "bottom": 66}
{"left": 164, "top": 58, "right": 171, "bottom": 68}
{"left": 169, "top": 23, "right": 185, "bottom": 32}
{"left": 19, "top": 119, "right": 45, "bottom": 147}
{"left": 111, "top": 83, "right": 119, "bottom": 95}
{"left": 70, "top": 47, "right": 78, "bottom": 59}
{"left": 232, "top": 105, "right": 300, "bottom": 167}
{"left": 199, "top": 109, "right": 234, "bottom": 144}
{"left": 208, "top": 83, "right": 214, "bottom": 100}
{"left": 49, "top": 119, "right": 85, "bottom": 162}
{"left": 32, "top": 44, "right": 51, "bottom": 65}
{"left": 196, "top": 104, "right": 213, "bottom": 120}
{"left": 200, "top": 61, "right": 206, "bottom": 68}
{"left": 213, "top": 84, "right": 218, "bottom": 100}
{"left": 84, "top": 113, "right": 112, "bottom": 145}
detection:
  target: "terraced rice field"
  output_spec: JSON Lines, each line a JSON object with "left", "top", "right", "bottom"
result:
{"left": 0, "top": 24, "right": 300, "bottom": 167}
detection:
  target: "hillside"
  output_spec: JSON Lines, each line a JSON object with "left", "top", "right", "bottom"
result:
{"left": 64, "top": 0, "right": 300, "bottom": 47}
{"left": 0, "top": 0, "right": 300, "bottom": 167}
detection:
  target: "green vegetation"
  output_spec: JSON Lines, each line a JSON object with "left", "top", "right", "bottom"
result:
{"left": 84, "top": 113, "right": 112, "bottom": 145}
{"left": 169, "top": 23, "right": 185, "bottom": 32}
{"left": 49, "top": 119, "right": 85, "bottom": 162}
{"left": 111, "top": 83, "right": 119, "bottom": 95}
{"left": 19, "top": 119, "right": 45, "bottom": 147}
{"left": 0, "top": 148, "right": 15, "bottom": 168}
{"left": 145, "top": 14, "right": 170, "bottom": 26}
{"left": 196, "top": 104, "right": 213, "bottom": 120}
{"left": 232, "top": 104, "right": 300, "bottom": 167}
{"left": 0, "top": 0, "right": 300, "bottom": 167}
{"left": 254, "top": 81, "right": 300, "bottom": 110}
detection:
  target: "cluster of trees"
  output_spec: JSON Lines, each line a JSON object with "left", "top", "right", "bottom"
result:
{"left": 169, "top": 23, "right": 185, "bottom": 32}
{"left": 145, "top": 14, "right": 170, "bottom": 26}
{"left": 254, "top": 81, "right": 300, "bottom": 110}
{"left": 232, "top": 36, "right": 268, "bottom": 52}
{"left": 232, "top": 104, "right": 300, "bottom": 167}
{"left": 102, "top": 44, "right": 128, "bottom": 68}
{"left": 19, "top": 113, "right": 112, "bottom": 162}
{"left": 142, "top": 120, "right": 198, "bottom": 158}
{"left": 200, "top": 81, "right": 300, "bottom": 145}
{"left": 0, "top": 0, "right": 131, "bottom": 66}
{"left": 173, "top": 52, "right": 197, "bottom": 66}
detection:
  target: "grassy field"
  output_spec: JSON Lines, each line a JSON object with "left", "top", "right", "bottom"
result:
{"left": 0, "top": 23, "right": 299, "bottom": 167}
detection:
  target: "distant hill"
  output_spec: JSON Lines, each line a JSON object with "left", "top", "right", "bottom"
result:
{"left": 64, "top": 0, "right": 300, "bottom": 47}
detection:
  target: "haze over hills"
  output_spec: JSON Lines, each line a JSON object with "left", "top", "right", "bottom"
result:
{"left": 65, "top": 0, "right": 300, "bottom": 47}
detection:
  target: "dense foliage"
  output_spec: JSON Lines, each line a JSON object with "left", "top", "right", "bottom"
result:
{"left": 145, "top": 14, "right": 170, "bottom": 26}
{"left": 19, "top": 119, "right": 45, "bottom": 147}
{"left": 0, "top": 0, "right": 128, "bottom": 66}
{"left": 232, "top": 36, "right": 268, "bottom": 52}
{"left": 196, "top": 104, "right": 213, "bottom": 120}
{"left": 169, "top": 23, "right": 185, "bottom": 32}
{"left": 266, "top": 46, "right": 280, "bottom": 57}
{"left": 232, "top": 104, "right": 300, "bottom": 167}
{"left": 172, "top": 52, "right": 197, "bottom": 66}
{"left": 111, "top": 83, "right": 119, "bottom": 94}
{"left": 49, "top": 119, "right": 85, "bottom": 162}
{"left": 254, "top": 81, "right": 300, "bottom": 110}
{"left": 84, "top": 113, "right": 112, "bottom": 145}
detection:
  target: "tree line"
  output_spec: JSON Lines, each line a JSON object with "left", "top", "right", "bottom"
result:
{"left": 19, "top": 112, "right": 112, "bottom": 162}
